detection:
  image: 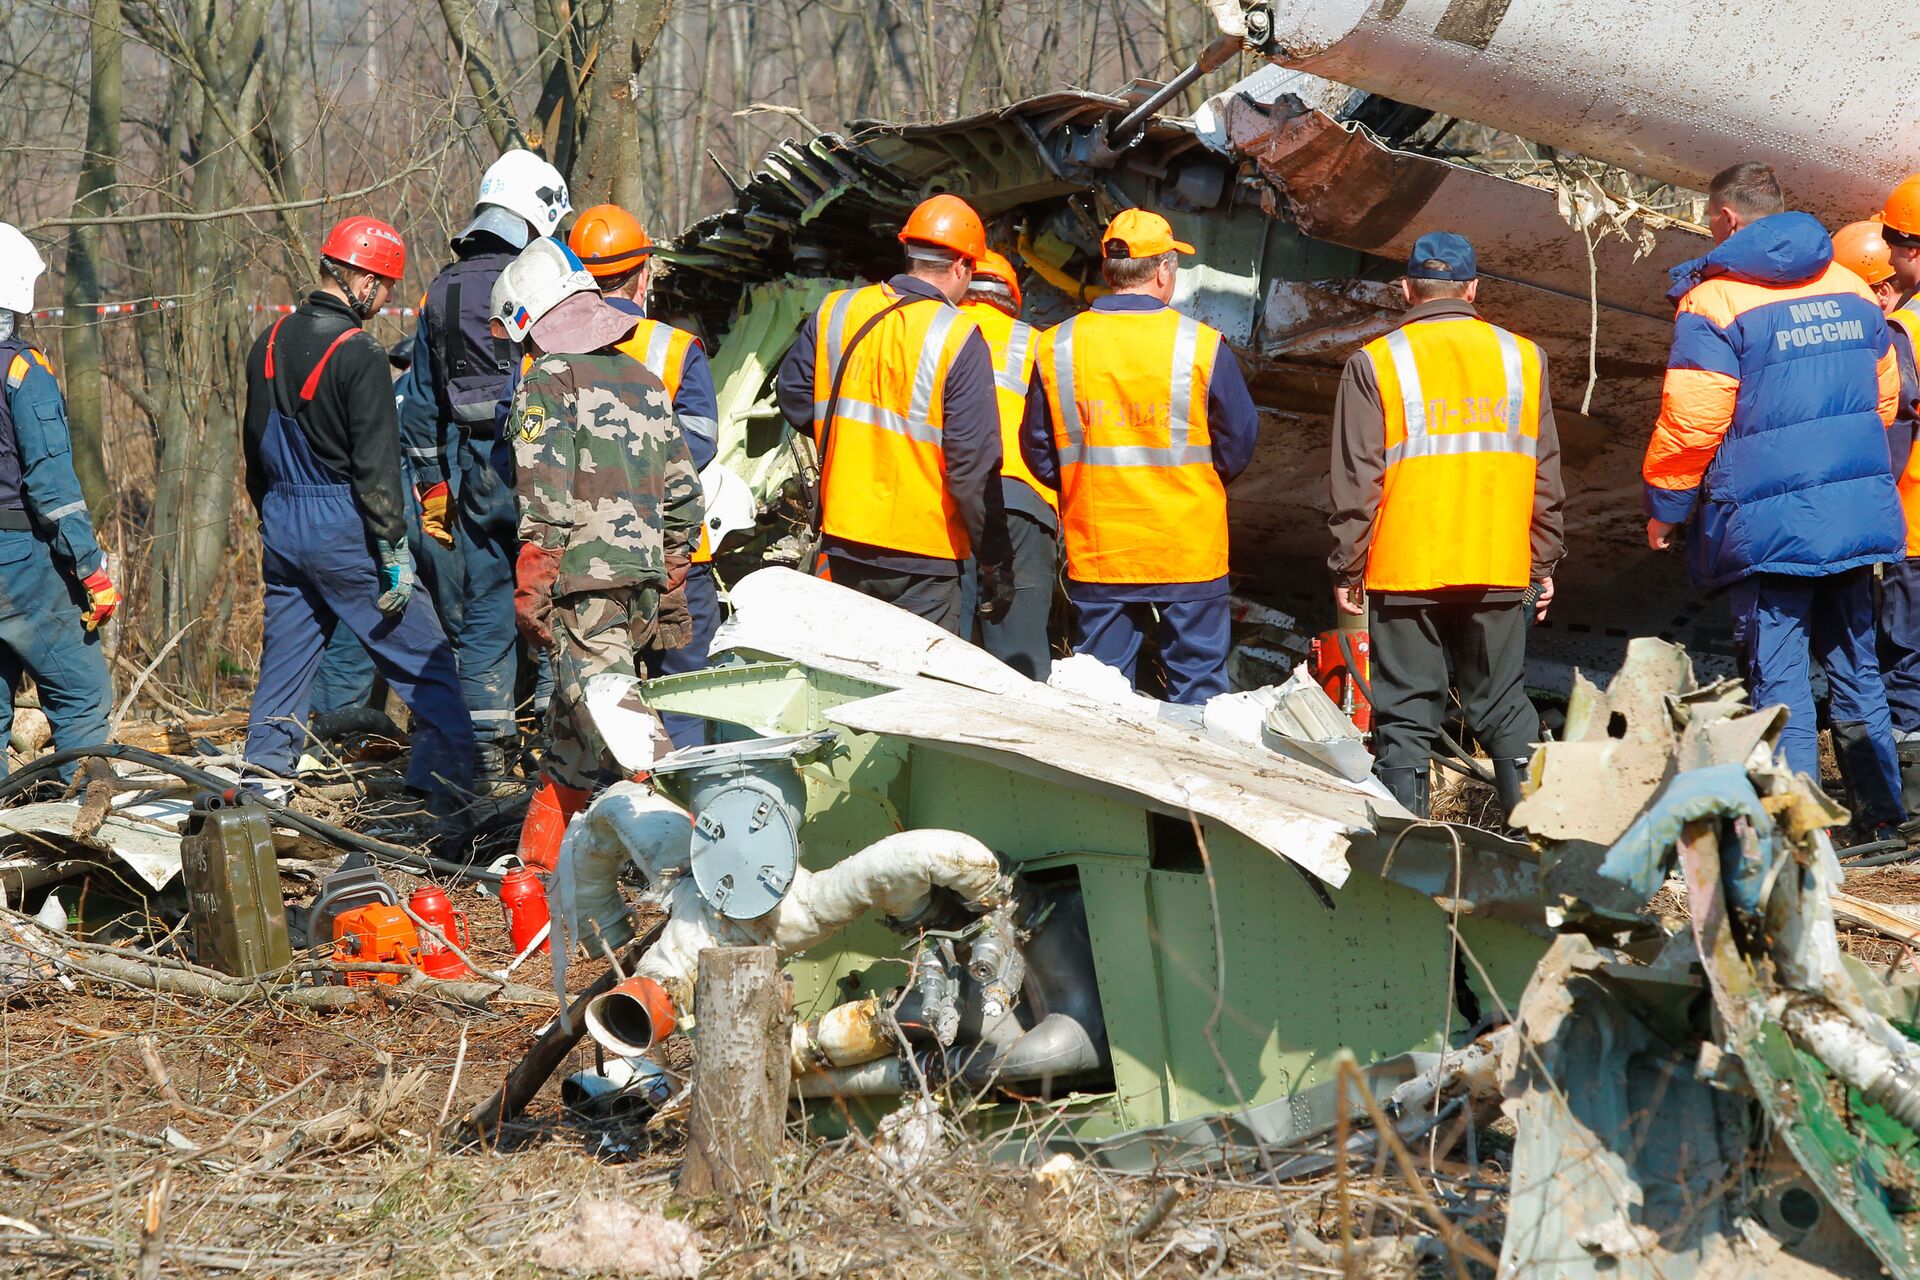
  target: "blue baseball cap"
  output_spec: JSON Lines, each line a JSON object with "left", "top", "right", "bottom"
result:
{"left": 1406, "top": 232, "right": 1477, "bottom": 281}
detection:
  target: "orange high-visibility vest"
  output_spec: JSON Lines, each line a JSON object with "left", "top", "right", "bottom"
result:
{"left": 1360, "top": 316, "right": 1544, "bottom": 592}
{"left": 962, "top": 301, "right": 1056, "bottom": 515}
{"left": 1887, "top": 308, "right": 1920, "bottom": 556}
{"left": 1035, "top": 307, "right": 1227, "bottom": 584}
{"left": 617, "top": 317, "right": 714, "bottom": 563}
{"left": 811, "top": 283, "right": 980, "bottom": 559}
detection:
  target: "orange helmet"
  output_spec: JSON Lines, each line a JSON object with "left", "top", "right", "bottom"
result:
{"left": 897, "top": 194, "right": 986, "bottom": 262}
{"left": 1833, "top": 220, "right": 1895, "bottom": 286}
{"left": 567, "top": 203, "right": 653, "bottom": 278}
{"left": 968, "top": 249, "right": 1023, "bottom": 312}
{"left": 1883, "top": 176, "right": 1920, "bottom": 241}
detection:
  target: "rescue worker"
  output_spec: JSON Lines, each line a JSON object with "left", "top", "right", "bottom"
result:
{"left": 1645, "top": 162, "right": 1907, "bottom": 836}
{"left": 567, "top": 204, "right": 721, "bottom": 747}
{"left": 1327, "top": 232, "right": 1563, "bottom": 819}
{"left": 241, "top": 217, "right": 475, "bottom": 806}
{"left": 960, "top": 249, "right": 1058, "bottom": 679}
{"left": 0, "top": 224, "right": 118, "bottom": 777}
{"left": 1021, "top": 209, "right": 1260, "bottom": 704}
{"left": 492, "top": 240, "right": 701, "bottom": 871}
{"left": 774, "top": 195, "right": 1014, "bottom": 632}
{"left": 393, "top": 150, "right": 571, "bottom": 776}
{"left": 1833, "top": 220, "right": 1920, "bottom": 784}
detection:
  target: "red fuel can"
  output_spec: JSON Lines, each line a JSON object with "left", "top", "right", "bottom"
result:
{"left": 1309, "top": 627, "right": 1373, "bottom": 734}
{"left": 498, "top": 866, "right": 551, "bottom": 955}
{"left": 409, "top": 884, "right": 470, "bottom": 978}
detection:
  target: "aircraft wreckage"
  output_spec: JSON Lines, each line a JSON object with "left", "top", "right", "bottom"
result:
{"left": 547, "top": 1, "right": 1920, "bottom": 1271}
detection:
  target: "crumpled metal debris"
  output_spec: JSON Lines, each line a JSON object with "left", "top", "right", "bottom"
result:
{"left": 1500, "top": 640, "right": 1920, "bottom": 1278}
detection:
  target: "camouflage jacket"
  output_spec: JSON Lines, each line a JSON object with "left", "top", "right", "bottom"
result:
{"left": 509, "top": 349, "right": 701, "bottom": 596}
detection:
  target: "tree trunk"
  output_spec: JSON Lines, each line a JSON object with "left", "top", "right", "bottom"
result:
{"left": 434, "top": 0, "right": 527, "bottom": 153}
{"left": 60, "top": 0, "right": 122, "bottom": 526}
{"left": 572, "top": 0, "right": 677, "bottom": 209}
{"left": 680, "top": 946, "right": 788, "bottom": 1203}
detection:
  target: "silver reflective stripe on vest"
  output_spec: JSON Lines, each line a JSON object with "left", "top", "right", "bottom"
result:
{"left": 812, "top": 290, "right": 858, "bottom": 424}
{"left": 451, "top": 401, "right": 498, "bottom": 423}
{"left": 643, "top": 323, "right": 674, "bottom": 380}
{"left": 1377, "top": 323, "right": 1537, "bottom": 466}
{"left": 1056, "top": 314, "right": 1213, "bottom": 468}
{"left": 997, "top": 321, "right": 1034, "bottom": 395}
{"left": 813, "top": 292, "right": 961, "bottom": 446}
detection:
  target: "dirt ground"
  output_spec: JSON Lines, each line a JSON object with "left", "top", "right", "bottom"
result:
{"left": 0, "top": 857, "right": 1498, "bottom": 1279}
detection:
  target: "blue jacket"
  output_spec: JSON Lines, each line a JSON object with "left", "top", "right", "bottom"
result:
{"left": 2, "top": 346, "right": 104, "bottom": 577}
{"left": 1644, "top": 211, "right": 1905, "bottom": 588}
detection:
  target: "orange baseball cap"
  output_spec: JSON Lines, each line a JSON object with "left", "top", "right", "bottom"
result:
{"left": 1101, "top": 209, "right": 1194, "bottom": 259}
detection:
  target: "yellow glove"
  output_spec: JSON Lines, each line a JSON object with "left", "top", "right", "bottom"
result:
{"left": 418, "top": 482, "right": 454, "bottom": 547}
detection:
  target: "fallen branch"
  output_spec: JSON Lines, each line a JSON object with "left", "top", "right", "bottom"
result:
{"left": 1832, "top": 889, "right": 1920, "bottom": 947}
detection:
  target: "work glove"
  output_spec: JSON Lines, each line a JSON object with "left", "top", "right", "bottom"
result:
{"left": 648, "top": 584, "right": 693, "bottom": 652}
{"left": 515, "top": 542, "right": 563, "bottom": 649}
{"left": 976, "top": 558, "right": 1015, "bottom": 624}
{"left": 374, "top": 538, "right": 415, "bottom": 616}
{"left": 665, "top": 552, "right": 691, "bottom": 594}
{"left": 80, "top": 566, "right": 118, "bottom": 631}
{"left": 417, "top": 482, "right": 454, "bottom": 548}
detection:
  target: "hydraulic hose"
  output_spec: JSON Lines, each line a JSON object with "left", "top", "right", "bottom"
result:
{"left": 1336, "top": 630, "right": 1496, "bottom": 786}
{"left": 0, "top": 744, "right": 505, "bottom": 883}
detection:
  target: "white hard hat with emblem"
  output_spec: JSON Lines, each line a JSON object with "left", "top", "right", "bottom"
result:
{"left": 460, "top": 149, "right": 572, "bottom": 248}
{"left": 0, "top": 224, "right": 46, "bottom": 316}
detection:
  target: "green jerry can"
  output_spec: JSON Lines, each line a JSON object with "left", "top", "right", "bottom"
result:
{"left": 180, "top": 791, "right": 292, "bottom": 978}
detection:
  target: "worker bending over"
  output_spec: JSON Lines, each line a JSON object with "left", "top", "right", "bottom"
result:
{"left": 1834, "top": 216, "right": 1920, "bottom": 812}
{"left": 1645, "top": 163, "right": 1907, "bottom": 838}
{"left": 1328, "top": 233, "right": 1562, "bottom": 819}
{"left": 960, "top": 249, "right": 1058, "bottom": 678}
{"left": 494, "top": 240, "right": 701, "bottom": 872}
{"left": 0, "top": 224, "right": 118, "bottom": 777}
{"left": 775, "top": 195, "right": 1014, "bottom": 632}
{"left": 1022, "top": 210, "right": 1259, "bottom": 704}
{"left": 394, "top": 150, "right": 571, "bottom": 775}
{"left": 241, "top": 218, "right": 474, "bottom": 808}
{"left": 568, "top": 204, "right": 722, "bottom": 747}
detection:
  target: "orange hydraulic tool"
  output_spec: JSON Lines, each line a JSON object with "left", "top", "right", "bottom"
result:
{"left": 331, "top": 904, "right": 423, "bottom": 986}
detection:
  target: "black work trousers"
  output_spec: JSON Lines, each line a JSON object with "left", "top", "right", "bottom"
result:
{"left": 827, "top": 554, "right": 964, "bottom": 635}
{"left": 1369, "top": 596, "right": 1540, "bottom": 774}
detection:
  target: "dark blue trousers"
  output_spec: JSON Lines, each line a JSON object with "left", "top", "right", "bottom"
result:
{"left": 415, "top": 433, "right": 519, "bottom": 751}
{"left": 1730, "top": 568, "right": 1901, "bottom": 820}
{"left": 641, "top": 563, "right": 723, "bottom": 749}
{"left": 0, "top": 533, "right": 110, "bottom": 779}
{"left": 1070, "top": 591, "right": 1230, "bottom": 705}
{"left": 1880, "top": 558, "right": 1920, "bottom": 736}
{"left": 310, "top": 625, "right": 378, "bottom": 714}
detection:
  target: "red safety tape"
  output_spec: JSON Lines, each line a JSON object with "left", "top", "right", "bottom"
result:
{"left": 25, "top": 302, "right": 418, "bottom": 320}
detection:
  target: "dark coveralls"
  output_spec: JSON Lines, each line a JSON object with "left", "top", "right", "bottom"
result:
{"left": 774, "top": 274, "right": 1009, "bottom": 633}
{"left": 605, "top": 296, "right": 725, "bottom": 750}
{"left": 391, "top": 235, "right": 522, "bottom": 760}
{"left": 0, "top": 338, "right": 112, "bottom": 775}
{"left": 241, "top": 293, "right": 474, "bottom": 798}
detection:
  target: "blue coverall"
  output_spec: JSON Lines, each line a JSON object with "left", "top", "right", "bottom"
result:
{"left": 242, "top": 309, "right": 475, "bottom": 799}
{"left": 391, "top": 250, "right": 522, "bottom": 761}
{"left": 0, "top": 342, "right": 112, "bottom": 776}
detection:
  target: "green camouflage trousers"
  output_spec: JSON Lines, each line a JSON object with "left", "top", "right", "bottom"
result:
{"left": 544, "top": 586, "right": 685, "bottom": 789}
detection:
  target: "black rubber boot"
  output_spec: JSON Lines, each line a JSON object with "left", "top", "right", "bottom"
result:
{"left": 1899, "top": 741, "right": 1920, "bottom": 825}
{"left": 1832, "top": 720, "right": 1905, "bottom": 832}
{"left": 1492, "top": 757, "right": 1530, "bottom": 823}
{"left": 1377, "top": 765, "right": 1430, "bottom": 819}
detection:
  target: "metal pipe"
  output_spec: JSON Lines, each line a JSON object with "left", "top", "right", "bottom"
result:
{"left": 1109, "top": 34, "right": 1246, "bottom": 145}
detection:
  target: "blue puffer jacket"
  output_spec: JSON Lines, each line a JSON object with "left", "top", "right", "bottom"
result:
{"left": 1643, "top": 211, "right": 1903, "bottom": 588}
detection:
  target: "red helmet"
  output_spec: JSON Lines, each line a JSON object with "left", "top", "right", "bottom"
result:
{"left": 319, "top": 216, "right": 406, "bottom": 280}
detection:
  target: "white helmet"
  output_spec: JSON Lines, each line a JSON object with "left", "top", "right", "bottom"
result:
{"left": 463, "top": 149, "right": 571, "bottom": 246}
{"left": 490, "top": 238, "right": 596, "bottom": 343}
{"left": 0, "top": 224, "right": 46, "bottom": 315}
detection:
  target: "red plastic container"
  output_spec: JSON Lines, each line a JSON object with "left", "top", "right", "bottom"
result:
{"left": 410, "top": 884, "right": 470, "bottom": 978}
{"left": 498, "top": 866, "right": 551, "bottom": 955}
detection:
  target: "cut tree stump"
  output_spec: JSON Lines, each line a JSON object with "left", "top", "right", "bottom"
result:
{"left": 680, "top": 946, "right": 789, "bottom": 1203}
